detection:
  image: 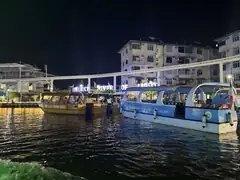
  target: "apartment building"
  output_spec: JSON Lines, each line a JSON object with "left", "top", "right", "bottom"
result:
{"left": 119, "top": 38, "right": 217, "bottom": 87}
{"left": 214, "top": 30, "right": 240, "bottom": 86}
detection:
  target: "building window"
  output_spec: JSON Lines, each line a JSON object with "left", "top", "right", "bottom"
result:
{"left": 166, "top": 80, "right": 172, "bottom": 85}
{"left": 166, "top": 57, "right": 172, "bottom": 63}
{"left": 179, "top": 80, "right": 185, "bottom": 84}
{"left": 197, "top": 69, "right": 203, "bottom": 75}
{"left": 132, "top": 55, "right": 140, "bottom": 61}
{"left": 147, "top": 44, "right": 154, "bottom": 51}
{"left": 234, "top": 74, "right": 240, "bottom": 81}
{"left": 220, "top": 51, "right": 226, "bottom": 58}
{"left": 233, "top": 35, "right": 239, "bottom": 42}
{"left": 185, "top": 46, "right": 193, "bottom": 53}
{"left": 135, "top": 78, "right": 142, "bottom": 84}
{"left": 218, "top": 41, "right": 226, "bottom": 47}
{"left": 131, "top": 66, "right": 140, "bottom": 70}
{"left": 148, "top": 78, "right": 154, "bottom": 82}
{"left": 178, "top": 46, "right": 185, "bottom": 53}
{"left": 197, "top": 48, "right": 202, "bottom": 54}
{"left": 124, "top": 69, "right": 127, "bottom": 71}
{"left": 233, "top": 61, "right": 240, "bottom": 68}
{"left": 185, "top": 69, "right": 190, "bottom": 75}
{"left": 185, "top": 58, "right": 190, "bottom": 63}
{"left": 233, "top": 47, "right": 240, "bottom": 55}
{"left": 166, "top": 45, "right": 172, "bottom": 52}
{"left": 126, "top": 48, "right": 128, "bottom": 54}
{"left": 223, "top": 64, "right": 226, "bottom": 71}
{"left": 132, "top": 43, "right": 141, "bottom": 49}
{"left": 147, "top": 56, "right": 154, "bottom": 62}
{"left": 213, "top": 69, "right": 219, "bottom": 76}
{"left": 126, "top": 60, "right": 128, "bottom": 64}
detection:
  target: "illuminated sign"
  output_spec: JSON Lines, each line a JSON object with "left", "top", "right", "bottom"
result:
{"left": 121, "top": 84, "right": 128, "bottom": 90}
{"left": 72, "top": 84, "right": 89, "bottom": 92}
{"left": 137, "top": 81, "right": 157, "bottom": 87}
{"left": 96, "top": 85, "right": 113, "bottom": 91}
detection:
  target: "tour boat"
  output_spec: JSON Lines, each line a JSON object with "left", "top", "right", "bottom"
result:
{"left": 40, "top": 92, "right": 119, "bottom": 115}
{"left": 120, "top": 82, "right": 240, "bottom": 134}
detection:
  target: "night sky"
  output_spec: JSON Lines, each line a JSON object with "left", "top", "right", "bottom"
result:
{"left": 0, "top": 0, "right": 240, "bottom": 87}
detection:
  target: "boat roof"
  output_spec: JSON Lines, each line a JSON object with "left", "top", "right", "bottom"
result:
{"left": 124, "top": 85, "right": 192, "bottom": 92}
{"left": 124, "top": 82, "right": 232, "bottom": 94}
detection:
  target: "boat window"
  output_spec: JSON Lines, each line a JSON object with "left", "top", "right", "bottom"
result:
{"left": 42, "top": 95, "right": 51, "bottom": 101}
{"left": 140, "top": 91, "right": 158, "bottom": 103}
{"left": 69, "top": 95, "right": 78, "bottom": 104}
{"left": 51, "top": 96, "right": 60, "bottom": 104}
{"left": 59, "top": 95, "right": 69, "bottom": 104}
{"left": 127, "top": 92, "right": 138, "bottom": 101}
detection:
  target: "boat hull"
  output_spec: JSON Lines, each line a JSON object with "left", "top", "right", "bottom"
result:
{"left": 122, "top": 110, "right": 237, "bottom": 134}
{"left": 40, "top": 104, "right": 120, "bottom": 116}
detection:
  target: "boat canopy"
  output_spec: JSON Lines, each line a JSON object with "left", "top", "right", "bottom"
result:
{"left": 186, "top": 82, "right": 235, "bottom": 106}
{"left": 124, "top": 82, "right": 233, "bottom": 94}
{"left": 124, "top": 85, "right": 192, "bottom": 92}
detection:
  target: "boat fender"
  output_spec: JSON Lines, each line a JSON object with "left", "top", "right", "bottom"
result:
{"left": 133, "top": 109, "right": 137, "bottom": 118}
{"left": 154, "top": 109, "right": 157, "bottom": 119}
{"left": 202, "top": 114, "right": 207, "bottom": 128}
{"left": 120, "top": 107, "right": 122, "bottom": 114}
{"left": 227, "top": 112, "right": 233, "bottom": 126}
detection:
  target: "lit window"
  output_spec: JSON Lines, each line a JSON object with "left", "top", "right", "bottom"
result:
{"left": 147, "top": 44, "right": 154, "bottom": 51}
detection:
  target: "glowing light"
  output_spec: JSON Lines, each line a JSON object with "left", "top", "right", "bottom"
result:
{"left": 72, "top": 84, "right": 89, "bottom": 92}
{"left": 121, "top": 84, "right": 128, "bottom": 90}
{"left": 137, "top": 81, "right": 158, "bottom": 87}
{"left": 226, "top": 74, "right": 233, "bottom": 80}
{"left": 96, "top": 85, "right": 113, "bottom": 91}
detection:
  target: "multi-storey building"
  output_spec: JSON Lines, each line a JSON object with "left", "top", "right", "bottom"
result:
{"left": 214, "top": 30, "right": 240, "bottom": 86}
{"left": 119, "top": 38, "right": 218, "bottom": 87}
{"left": 119, "top": 39, "right": 163, "bottom": 87}
{"left": 0, "top": 62, "right": 54, "bottom": 92}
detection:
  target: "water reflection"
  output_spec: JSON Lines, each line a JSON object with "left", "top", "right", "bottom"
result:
{"left": 0, "top": 108, "right": 239, "bottom": 179}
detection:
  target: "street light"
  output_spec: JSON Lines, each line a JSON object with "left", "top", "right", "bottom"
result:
{"left": 227, "top": 74, "right": 233, "bottom": 80}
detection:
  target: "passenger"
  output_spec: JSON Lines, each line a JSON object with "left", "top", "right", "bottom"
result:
{"left": 107, "top": 96, "right": 113, "bottom": 105}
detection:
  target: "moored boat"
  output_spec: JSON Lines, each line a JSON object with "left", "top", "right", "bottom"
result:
{"left": 120, "top": 82, "right": 240, "bottom": 134}
{"left": 40, "top": 92, "right": 120, "bottom": 116}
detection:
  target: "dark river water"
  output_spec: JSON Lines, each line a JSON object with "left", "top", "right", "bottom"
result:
{"left": 0, "top": 108, "right": 240, "bottom": 179}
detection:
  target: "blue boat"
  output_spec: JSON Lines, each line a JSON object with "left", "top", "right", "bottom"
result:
{"left": 120, "top": 82, "right": 240, "bottom": 134}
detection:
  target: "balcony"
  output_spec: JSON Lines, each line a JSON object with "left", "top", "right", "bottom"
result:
{"left": 178, "top": 69, "right": 195, "bottom": 79}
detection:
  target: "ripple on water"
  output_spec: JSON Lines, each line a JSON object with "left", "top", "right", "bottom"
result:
{"left": 0, "top": 108, "right": 240, "bottom": 179}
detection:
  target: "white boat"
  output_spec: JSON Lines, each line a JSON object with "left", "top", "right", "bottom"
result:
{"left": 120, "top": 82, "right": 240, "bottom": 134}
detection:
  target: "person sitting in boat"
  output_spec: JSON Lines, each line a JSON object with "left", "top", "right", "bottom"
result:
{"left": 63, "top": 97, "right": 68, "bottom": 104}
{"left": 106, "top": 96, "right": 113, "bottom": 104}
{"left": 98, "top": 96, "right": 104, "bottom": 104}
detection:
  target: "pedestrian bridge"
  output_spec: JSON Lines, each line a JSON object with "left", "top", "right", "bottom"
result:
{"left": 0, "top": 54, "right": 240, "bottom": 91}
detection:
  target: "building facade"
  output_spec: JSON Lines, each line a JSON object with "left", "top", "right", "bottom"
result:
{"left": 214, "top": 30, "right": 240, "bottom": 86}
{"left": 0, "top": 63, "right": 54, "bottom": 93}
{"left": 119, "top": 39, "right": 218, "bottom": 87}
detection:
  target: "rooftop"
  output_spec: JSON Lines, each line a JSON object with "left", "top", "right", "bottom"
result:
{"left": 214, "top": 30, "right": 240, "bottom": 42}
{"left": 0, "top": 63, "right": 55, "bottom": 77}
{"left": 118, "top": 37, "right": 216, "bottom": 53}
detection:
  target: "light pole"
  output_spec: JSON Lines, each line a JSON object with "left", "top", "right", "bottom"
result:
{"left": 227, "top": 74, "right": 234, "bottom": 111}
